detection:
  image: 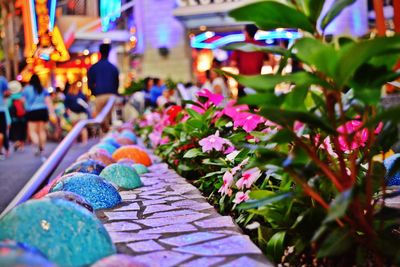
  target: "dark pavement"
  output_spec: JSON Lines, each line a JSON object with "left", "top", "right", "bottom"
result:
{"left": 0, "top": 139, "right": 98, "bottom": 212}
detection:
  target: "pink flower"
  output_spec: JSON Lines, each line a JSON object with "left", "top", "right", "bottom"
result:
{"left": 232, "top": 112, "right": 264, "bottom": 133}
{"left": 231, "top": 157, "right": 250, "bottom": 175}
{"left": 337, "top": 120, "right": 368, "bottom": 151}
{"left": 199, "top": 131, "right": 233, "bottom": 153}
{"left": 223, "top": 101, "right": 249, "bottom": 118}
{"left": 233, "top": 191, "right": 250, "bottom": 204}
{"left": 294, "top": 121, "right": 305, "bottom": 135}
{"left": 197, "top": 89, "right": 224, "bottom": 107}
{"left": 218, "top": 171, "right": 234, "bottom": 196}
{"left": 236, "top": 167, "right": 261, "bottom": 189}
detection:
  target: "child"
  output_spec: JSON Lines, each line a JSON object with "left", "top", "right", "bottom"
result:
{"left": 8, "top": 81, "right": 27, "bottom": 151}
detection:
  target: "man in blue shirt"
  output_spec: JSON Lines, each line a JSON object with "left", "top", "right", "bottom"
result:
{"left": 0, "top": 70, "right": 9, "bottom": 159}
{"left": 88, "top": 43, "right": 119, "bottom": 131}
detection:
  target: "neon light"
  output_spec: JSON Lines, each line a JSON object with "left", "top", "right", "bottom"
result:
{"left": 29, "top": 0, "right": 38, "bottom": 44}
{"left": 100, "top": 0, "right": 122, "bottom": 32}
{"left": 191, "top": 30, "right": 302, "bottom": 49}
{"left": 49, "top": 0, "right": 57, "bottom": 32}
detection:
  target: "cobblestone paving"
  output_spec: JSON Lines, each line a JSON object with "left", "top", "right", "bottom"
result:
{"left": 96, "top": 155, "right": 272, "bottom": 267}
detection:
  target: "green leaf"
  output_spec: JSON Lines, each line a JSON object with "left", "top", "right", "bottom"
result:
{"left": 335, "top": 36, "right": 400, "bottom": 87}
{"left": 297, "top": 0, "right": 325, "bottom": 24}
{"left": 186, "top": 108, "right": 202, "bottom": 120}
{"left": 351, "top": 64, "right": 400, "bottom": 90}
{"left": 366, "top": 106, "right": 400, "bottom": 127}
{"left": 324, "top": 189, "right": 352, "bottom": 223}
{"left": 267, "top": 231, "right": 286, "bottom": 262}
{"left": 249, "top": 190, "right": 275, "bottom": 200}
{"left": 223, "top": 42, "right": 290, "bottom": 56}
{"left": 320, "top": 0, "right": 356, "bottom": 30}
{"left": 281, "top": 85, "right": 308, "bottom": 111}
{"left": 294, "top": 38, "right": 337, "bottom": 78}
{"left": 183, "top": 148, "right": 204, "bottom": 159}
{"left": 353, "top": 87, "right": 381, "bottom": 105}
{"left": 259, "top": 108, "right": 336, "bottom": 134}
{"left": 237, "top": 92, "right": 283, "bottom": 107}
{"left": 238, "top": 192, "right": 293, "bottom": 210}
{"left": 317, "top": 227, "right": 353, "bottom": 258}
{"left": 229, "top": 1, "right": 315, "bottom": 33}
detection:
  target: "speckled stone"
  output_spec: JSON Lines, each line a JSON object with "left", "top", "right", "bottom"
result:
{"left": 127, "top": 240, "right": 164, "bottom": 253}
{"left": 159, "top": 232, "right": 225, "bottom": 247}
{"left": 384, "top": 154, "right": 400, "bottom": 186}
{"left": 101, "top": 137, "right": 122, "bottom": 149}
{"left": 120, "top": 130, "right": 137, "bottom": 142}
{"left": 44, "top": 191, "right": 93, "bottom": 212}
{"left": 132, "top": 164, "right": 149, "bottom": 174}
{"left": 118, "top": 158, "right": 136, "bottom": 167}
{"left": 115, "top": 137, "right": 135, "bottom": 146}
{"left": 50, "top": 173, "right": 122, "bottom": 210}
{"left": 0, "top": 199, "right": 116, "bottom": 266}
{"left": 0, "top": 240, "right": 55, "bottom": 267}
{"left": 64, "top": 159, "right": 106, "bottom": 175}
{"left": 92, "top": 143, "right": 118, "bottom": 155}
{"left": 100, "top": 164, "right": 142, "bottom": 189}
{"left": 77, "top": 152, "right": 116, "bottom": 166}
{"left": 91, "top": 254, "right": 149, "bottom": 267}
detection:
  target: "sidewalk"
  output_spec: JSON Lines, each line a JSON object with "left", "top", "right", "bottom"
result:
{"left": 97, "top": 156, "right": 272, "bottom": 267}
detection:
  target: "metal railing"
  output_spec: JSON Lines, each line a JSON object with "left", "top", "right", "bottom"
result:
{"left": 0, "top": 96, "right": 116, "bottom": 218}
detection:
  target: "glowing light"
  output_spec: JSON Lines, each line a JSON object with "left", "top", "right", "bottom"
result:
{"left": 49, "top": 0, "right": 57, "bottom": 32}
{"left": 100, "top": 0, "right": 122, "bottom": 32}
{"left": 199, "top": 25, "right": 207, "bottom": 31}
{"left": 83, "top": 49, "right": 89, "bottom": 55}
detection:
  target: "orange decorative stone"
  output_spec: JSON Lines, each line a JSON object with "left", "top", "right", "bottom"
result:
{"left": 112, "top": 146, "right": 152, "bottom": 167}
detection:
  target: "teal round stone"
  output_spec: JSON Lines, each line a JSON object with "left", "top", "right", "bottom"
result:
{"left": 100, "top": 164, "right": 142, "bottom": 189}
{"left": 132, "top": 164, "right": 148, "bottom": 175}
{"left": 119, "top": 131, "right": 137, "bottom": 142}
{"left": 0, "top": 240, "right": 55, "bottom": 267}
{"left": 91, "top": 143, "right": 117, "bottom": 155}
{"left": 50, "top": 173, "right": 122, "bottom": 210}
{"left": 0, "top": 199, "right": 116, "bottom": 266}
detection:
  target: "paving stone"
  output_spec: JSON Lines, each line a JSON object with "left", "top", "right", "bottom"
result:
{"left": 132, "top": 251, "right": 193, "bottom": 267}
{"left": 159, "top": 232, "right": 225, "bottom": 247}
{"left": 127, "top": 240, "right": 165, "bottom": 253}
{"left": 180, "top": 256, "right": 226, "bottom": 267}
{"left": 171, "top": 200, "right": 204, "bottom": 207}
{"left": 147, "top": 209, "right": 197, "bottom": 219}
{"left": 119, "top": 192, "right": 138, "bottom": 200}
{"left": 105, "top": 211, "right": 138, "bottom": 220}
{"left": 174, "top": 236, "right": 262, "bottom": 256}
{"left": 143, "top": 204, "right": 179, "bottom": 215}
{"left": 110, "top": 232, "right": 161, "bottom": 243}
{"left": 220, "top": 256, "right": 272, "bottom": 267}
{"left": 212, "top": 230, "right": 241, "bottom": 235}
{"left": 104, "top": 221, "right": 142, "bottom": 232}
{"left": 136, "top": 213, "right": 209, "bottom": 227}
{"left": 161, "top": 196, "right": 185, "bottom": 202}
{"left": 140, "top": 195, "right": 166, "bottom": 200}
{"left": 139, "top": 189, "right": 167, "bottom": 196}
{"left": 186, "top": 202, "right": 214, "bottom": 211}
{"left": 113, "top": 202, "right": 141, "bottom": 211}
{"left": 195, "top": 216, "right": 236, "bottom": 229}
{"left": 141, "top": 199, "right": 167, "bottom": 206}
{"left": 139, "top": 224, "right": 197, "bottom": 234}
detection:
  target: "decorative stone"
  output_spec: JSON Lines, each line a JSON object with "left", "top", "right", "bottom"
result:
{"left": 104, "top": 211, "right": 138, "bottom": 220}
{"left": 131, "top": 251, "right": 193, "bottom": 267}
{"left": 92, "top": 143, "right": 118, "bottom": 155}
{"left": 50, "top": 173, "right": 122, "bottom": 210}
{"left": 132, "top": 163, "right": 149, "bottom": 174}
{"left": 101, "top": 137, "right": 121, "bottom": 149}
{"left": 118, "top": 158, "right": 136, "bottom": 167}
{"left": 100, "top": 164, "right": 142, "bottom": 189}
{"left": 0, "top": 198, "right": 116, "bottom": 266}
{"left": 64, "top": 159, "right": 106, "bottom": 175}
{"left": 194, "top": 217, "right": 236, "bottom": 229}
{"left": 384, "top": 154, "right": 400, "bottom": 186}
{"left": 116, "top": 137, "right": 135, "bottom": 146}
{"left": 92, "top": 254, "right": 148, "bottom": 267}
{"left": 44, "top": 191, "right": 93, "bottom": 212}
{"left": 138, "top": 224, "right": 197, "bottom": 234}
{"left": 104, "top": 222, "right": 142, "bottom": 232}
{"left": 32, "top": 175, "right": 64, "bottom": 199}
{"left": 127, "top": 240, "right": 164, "bottom": 253}
{"left": 112, "top": 146, "right": 152, "bottom": 167}
{"left": 119, "top": 130, "right": 137, "bottom": 142}
{"left": 0, "top": 240, "right": 55, "bottom": 267}
{"left": 77, "top": 151, "right": 116, "bottom": 166}
{"left": 173, "top": 236, "right": 262, "bottom": 256}
{"left": 159, "top": 232, "right": 225, "bottom": 247}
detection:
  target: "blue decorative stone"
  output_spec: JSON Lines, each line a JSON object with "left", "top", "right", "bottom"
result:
{"left": 0, "top": 240, "right": 55, "bottom": 267}
{"left": 44, "top": 191, "right": 94, "bottom": 212}
{"left": 101, "top": 137, "right": 121, "bottom": 149}
{"left": 384, "top": 154, "right": 400, "bottom": 186}
{"left": 132, "top": 163, "right": 149, "bottom": 175}
{"left": 64, "top": 159, "right": 105, "bottom": 175}
{"left": 50, "top": 173, "right": 122, "bottom": 210}
{"left": 119, "top": 130, "right": 137, "bottom": 142}
{"left": 100, "top": 164, "right": 142, "bottom": 189}
{"left": 0, "top": 199, "right": 116, "bottom": 266}
{"left": 92, "top": 143, "right": 117, "bottom": 155}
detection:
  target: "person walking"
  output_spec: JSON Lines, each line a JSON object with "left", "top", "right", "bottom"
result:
{"left": 8, "top": 80, "right": 27, "bottom": 151}
{"left": 88, "top": 43, "right": 119, "bottom": 131}
{"left": 0, "top": 69, "right": 9, "bottom": 159}
{"left": 230, "top": 24, "right": 272, "bottom": 97}
{"left": 64, "top": 81, "right": 89, "bottom": 144}
{"left": 23, "top": 74, "right": 55, "bottom": 156}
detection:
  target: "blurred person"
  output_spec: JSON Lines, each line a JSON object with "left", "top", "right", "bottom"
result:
{"left": 201, "top": 70, "right": 212, "bottom": 91}
{"left": 157, "top": 87, "right": 177, "bottom": 108}
{"left": 23, "top": 74, "right": 56, "bottom": 156}
{"left": 231, "top": 24, "right": 271, "bottom": 97}
{"left": 211, "top": 69, "right": 230, "bottom": 99}
{"left": 8, "top": 80, "right": 27, "bottom": 151}
{"left": 55, "top": 86, "right": 65, "bottom": 101}
{"left": 185, "top": 82, "right": 200, "bottom": 101}
{"left": 0, "top": 69, "right": 9, "bottom": 159}
{"left": 64, "top": 81, "right": 89, "bottom": 144}
{"left": 88, "top": 43, "right": 119, "bottom": 131}
{"left": 130, "top": 77, "right": 153, "bottom": 114}
{"left": 150, "top": 78, "right": 166, "bottom": 107}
